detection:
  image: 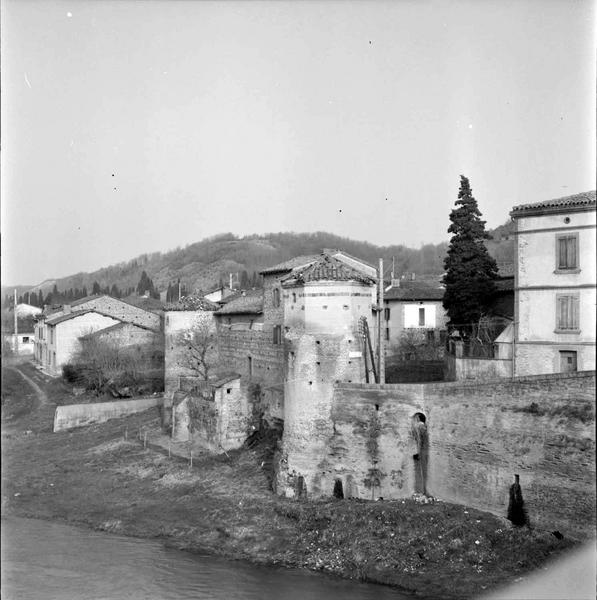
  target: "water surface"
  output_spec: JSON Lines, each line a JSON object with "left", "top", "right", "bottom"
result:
{"left": 1, "top": 516, "right": 411, "bottom": 600}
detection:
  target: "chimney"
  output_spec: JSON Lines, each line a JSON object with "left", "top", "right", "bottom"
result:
{"left": 63, "top": 304, "right": 72, "bottom": 314}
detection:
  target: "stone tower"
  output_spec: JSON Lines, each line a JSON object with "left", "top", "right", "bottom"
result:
{"left": 276, "top": 253, "right": 377, "bottom": 498}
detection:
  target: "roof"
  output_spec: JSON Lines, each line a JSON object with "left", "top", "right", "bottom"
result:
{"left": 164, "top": 294, "right": 219, "bottom": 312}
{"left": 511, "top": 191, "right": 596, "bottom": 218}
{"left": 323, "top": 249, "right": 377, "bottom": 271}
{"left": 210, "top": 373, "right": 241, "bottom": 387}
{"left": 281, "top": 254, "right": 377, "bottom": 286}
{"left": 214, "top": 289, "right": 264, "bottom": 315}
{"left": 384, "top": 280, "right": 444, "bottom": 301}
{"left": 260, "top": 255, "right": 320, "bottom": 275}
{"left": 45, "top": 309, "right": 121, "bottom": 326}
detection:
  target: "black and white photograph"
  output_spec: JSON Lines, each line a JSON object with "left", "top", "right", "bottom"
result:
{"left": 1, "top": 1, "right": 595, "bottom": 598}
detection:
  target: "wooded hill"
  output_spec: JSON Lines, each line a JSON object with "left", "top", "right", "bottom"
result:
{"left": 6, "top": 224, "right": 515, "bottom": 300}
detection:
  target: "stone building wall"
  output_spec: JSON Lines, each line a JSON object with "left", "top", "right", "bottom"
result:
{"left": 173, "top": 378, "right": 250, "bottom": 452}
{"left": 289, "top": 371, "right": 595, "bottom": 540}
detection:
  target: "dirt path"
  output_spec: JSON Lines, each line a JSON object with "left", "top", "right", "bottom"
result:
{"left": 6, "top": 365, "right": 52, "bottom": 408}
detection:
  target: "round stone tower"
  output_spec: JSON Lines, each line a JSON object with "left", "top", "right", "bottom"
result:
{"left": 276, "top": 254, "right": 377, "bottom": 498}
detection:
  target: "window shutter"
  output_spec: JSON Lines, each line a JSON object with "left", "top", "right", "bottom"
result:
{"left": 568, "top": 237, "right": 577, "bottom": 269}
{"left": 557, "top": 296, "right": 566, "bottom": 329}
{"left": 570, "top": 296, "right": 580, "bottom": 329}
{"left": 558, "top": 238, "right": 567, "bottom": 269}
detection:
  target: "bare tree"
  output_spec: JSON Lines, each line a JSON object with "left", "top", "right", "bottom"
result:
{"left": 177, "top": 317, "right": 218, "bottom": 381}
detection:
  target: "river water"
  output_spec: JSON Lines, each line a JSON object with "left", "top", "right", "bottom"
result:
{"left": 1, "top": 517, "right": 410, "bottom": 600}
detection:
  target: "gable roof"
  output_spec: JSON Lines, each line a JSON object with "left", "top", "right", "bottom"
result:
{"left": 45, "top": 309, "right": 121, "bottom": 326}
{"left": 282, "top": 254, "right": 376, "bottom": 286}
{"left": 214, "top": 289, "right": 264, "bottom": 315}
{"left": 511, "top": 191, "right": 596, "bottom": 218}
{"left": 385, "top": 280, "right": 444, "bottom": 301}
{"left": 260, "top": 255, "right": 320, "bottom": 275}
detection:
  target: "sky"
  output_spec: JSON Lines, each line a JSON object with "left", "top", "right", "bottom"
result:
{"left": 1, "top": 0, "right": 595, "bottom": 286}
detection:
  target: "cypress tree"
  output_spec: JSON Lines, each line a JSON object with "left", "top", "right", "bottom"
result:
{"left": 442, "top": 175, "right": 498, "bottom": 337}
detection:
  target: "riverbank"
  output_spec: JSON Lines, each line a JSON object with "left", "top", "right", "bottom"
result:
{"left": 1, "top": 366, "right": 578, "bottom": 599}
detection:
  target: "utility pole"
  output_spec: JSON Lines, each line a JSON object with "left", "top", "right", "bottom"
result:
{"left": 378, "top": 259, "right": 385, "bottom": 384}
{"left": 178, "top": 280, "right": 182, "bottom": 301}
{"left": 13, "top": 289, "right": 18, "bottom": 355}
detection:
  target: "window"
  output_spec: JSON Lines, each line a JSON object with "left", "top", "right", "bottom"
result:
{"left": 273, "top": 325, "right": 282, "bottom": 345}
{"left": 418, "top": 307, "right": 425, "bottom": 327}
{"left": 439, "top": 330, "right": 447, "bottom": 345}
{"left": 272, "top": 288, "right": 280, "bottom": 308}
{"left": 556, "top": 234, "right": 579, "bottom": 271}
{"left": 426, "top": 330, "right": 435, "bottom": 343}
{"left": 385, "top": 327, "right": 390, "bottom": 341}
{"left": 22, "top": 336, "right": 30, "bottom": 343}
{"left": 247, "top": 356, "right": 253, "bottom": 377}
{"left": 292, "top": 292, "right": 296, "bottom": 303}
{"left": 384, "top": 308, "right": 391, "bottom": 321}
{"left": 556, "top": 294, "right": 579, "bottom": 331}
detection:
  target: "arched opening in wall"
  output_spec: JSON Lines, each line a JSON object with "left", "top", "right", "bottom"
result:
{"left": 411, "top": 412, "right": 428, "bottom": 495}
{"left": 333, "top": 479, "right": 344, "bottom": 499}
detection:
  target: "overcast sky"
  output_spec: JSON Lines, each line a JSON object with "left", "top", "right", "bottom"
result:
{"left": 1, "top": 0, "right": 595, "bottom": 286}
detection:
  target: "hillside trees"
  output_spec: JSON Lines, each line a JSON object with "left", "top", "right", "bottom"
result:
{"left": 442, "top": 175, "right": 498, "bottom": 337}
{"left": 136, "top": 271, "right": 158, "bottom": 299}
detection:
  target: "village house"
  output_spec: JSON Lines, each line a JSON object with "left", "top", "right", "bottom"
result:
{"left": 383, "top": 275, "right": 448, "bottom": 355}
{"left": 34, "top": 294, "right": 162, "bottom": 376}
{"left": 510, "top": 191, "right": 596, "bottom": 375}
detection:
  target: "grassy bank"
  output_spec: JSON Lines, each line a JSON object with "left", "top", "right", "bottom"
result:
{"left": 1, "top": 366, "right": 577, "bottom": 599}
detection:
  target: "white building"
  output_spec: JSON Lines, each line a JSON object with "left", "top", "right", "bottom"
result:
{"left": 510, "top": 191, "right": 596, "bottom": 375}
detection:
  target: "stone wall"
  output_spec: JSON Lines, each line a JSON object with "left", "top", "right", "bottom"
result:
{"left": 172, "top": 378, "right": 258, "bottom": 452}
{"left": 53, "top": 397, "right": 160, "bottom": 432}
{"left": 216, "top": 326, "right": 284, "bottom": 385}
{"left": 285, "top": 371, "right": 595, "bottom": 539}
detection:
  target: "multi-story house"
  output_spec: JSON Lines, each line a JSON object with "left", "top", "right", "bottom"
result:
{"left": 382, "top": 276, "right": 448, "bottom": 355}
{"left": 34, "top": 294, "right": 162, "bottom": 375}
{"left": 510, "top": 191, "right": 596, "bottom": 375}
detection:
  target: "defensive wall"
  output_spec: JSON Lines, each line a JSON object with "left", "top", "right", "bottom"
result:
{"left": 281, "top": 371, "right": 595, "bottom": 540}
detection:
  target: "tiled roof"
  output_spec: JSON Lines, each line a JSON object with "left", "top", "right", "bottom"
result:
{"left": 282, "top": 254, "right": 376, "bottom": 285}
{"left": 385, "top": 280, "right": 444, "bottom": 301}
{"left": 215, "top": 290, "right": 264, "bottom": 315}
{"left": 260, "top": 255, "right": 320, "bottom": 275}
{"left": 45, "top": 309, "right": 121, "bottom": 326}
{"left": 164, "top": 294, "right": 219, "bottom": 312}
{"left": 511, "top": 191, "right": 596, "bottom": 217}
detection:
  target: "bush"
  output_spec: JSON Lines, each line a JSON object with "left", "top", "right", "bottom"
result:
{"left": 62, "top": 363, "right": 85, "bottom": 383}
